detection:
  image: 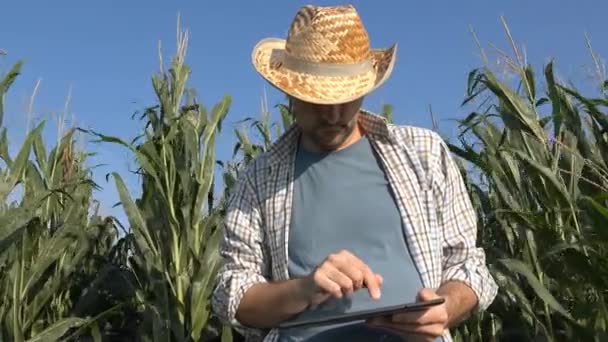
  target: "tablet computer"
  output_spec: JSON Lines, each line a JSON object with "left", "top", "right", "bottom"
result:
{"left": 278, "top": 297, "right": 445, "bottom": 329}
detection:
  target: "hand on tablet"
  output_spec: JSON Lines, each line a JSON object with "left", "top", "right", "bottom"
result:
{"left": 299, "top": 249, "right": 383, "bottom": 306}
{"left": 367, "top": 288, "right": 448, "bottom": 341}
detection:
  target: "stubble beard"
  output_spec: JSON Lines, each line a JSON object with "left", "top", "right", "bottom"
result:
{"left": 313, "top": 121, "right": 357, "bottom": 152}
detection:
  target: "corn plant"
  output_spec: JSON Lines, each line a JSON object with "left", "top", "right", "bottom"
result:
{"left": 84, "top": 24, "right": 233, "bottom": 342}
{"left": 449, "top": 20, "right": 608, "bottom": 342}
{"left": 218, "top": 98, "right": 293, "bottom": 205}
{"left": 0, "top": 61, "right": 131, "bottom": 341}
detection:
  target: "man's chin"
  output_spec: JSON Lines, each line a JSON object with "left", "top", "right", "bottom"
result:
{"left": 317, "top": 137, "right": 348, "bottom": 151}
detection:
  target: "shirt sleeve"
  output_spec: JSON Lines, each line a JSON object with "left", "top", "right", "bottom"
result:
{"left": 211, "top": 169, "right": 269, "bottom": 339}
{"left": 434, "top": 137, "right": 498, "bottom": 312}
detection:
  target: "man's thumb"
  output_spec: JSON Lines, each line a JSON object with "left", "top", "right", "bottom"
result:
{"left": 416, "top": 288, "right": 438, "bottom": 302}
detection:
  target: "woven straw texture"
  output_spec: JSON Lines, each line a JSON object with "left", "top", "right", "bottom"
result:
{"left": 252, "top": 4, "right": 397, "bottom": 104}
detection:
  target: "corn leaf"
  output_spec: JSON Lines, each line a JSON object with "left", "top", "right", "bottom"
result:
{"left": 25, "top": 317, "right": 87, "bottom": 342}
{"left": 112, "top": 172, "right": 158, "bottom": 257}
{"left": 499, "top": 258, "right": 573, "bottom": 321}
{"left": 510, "top": 149, "right": 572, "bottom": 206}
{"left": 90, "top": 322, "right": 102, "bottom": 342}
{"left": 0, "top": 61, "right": 24, "bottom": 127}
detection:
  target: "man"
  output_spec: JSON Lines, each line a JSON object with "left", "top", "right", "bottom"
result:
{"left": 212, "top": 4, "right": 498, "bottom": 342}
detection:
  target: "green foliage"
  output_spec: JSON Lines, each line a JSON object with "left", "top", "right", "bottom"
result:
{"left": 0, "top": 60, "right": 23, "bottom": 127}
{"left": 448, "top": 23, "right": 608, "bottom": 342}
{"left": 219, "top": 99, "right": 294, "bottom": 203}
{"left": 1, "top": 14, "right": 607, "bottom": 342}
{"left": 84, "top": 26, "right": 233, "bottom": 342}
{"left": 381, "top": 103, "right": 394, "bottom": 124}
{"left": 0, "top": 61, "right": 132, "bottom": 341}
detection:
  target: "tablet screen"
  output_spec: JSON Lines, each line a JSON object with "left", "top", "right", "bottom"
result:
{"left": 277, "top": 275, "right": 447, "bottom": 330}
{"left": 279, "top": 297, "right": 445, "bottom": 329}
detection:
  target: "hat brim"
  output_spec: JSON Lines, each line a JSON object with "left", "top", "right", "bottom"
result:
{"left": 251, "top": 38, "right": 397, "bottom": 105}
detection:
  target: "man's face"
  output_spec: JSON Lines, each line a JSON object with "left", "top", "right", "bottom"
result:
{"left": 291, "top": 97, "right": 363, "bottom": 152}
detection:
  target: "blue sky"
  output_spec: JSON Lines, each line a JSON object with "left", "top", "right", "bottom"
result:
{"left": 2, "top": 0, "right": 606, "bottom": 224}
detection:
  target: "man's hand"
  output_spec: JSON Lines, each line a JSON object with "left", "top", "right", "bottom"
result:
{"left": 299, "top": 249, "right": 383, "bottom": 307}
{"left": 366, "top": 281, "right": 479, "bottom": 341}
{"left": 367, "top": 288, "right": 448, "bottom": 342}
{"left": 236, "top": 249, "right": 383, "bottom": 328}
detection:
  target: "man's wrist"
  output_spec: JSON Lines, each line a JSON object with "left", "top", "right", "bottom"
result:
{"left": 287, "top": 277, "right": 315, "bottom": 312}
{"left": 436, "top": 280, "right": 478, "bottom": 328}
{"left": 236, "top": 278, "right": 315, "bottom": 328}
{"left": 438, "top": 289, "right": 458, "bottom": 327}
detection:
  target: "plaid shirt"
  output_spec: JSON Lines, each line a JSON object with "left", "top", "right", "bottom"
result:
{"left": 212, "top": 111, "right": 498, "bottom": 342}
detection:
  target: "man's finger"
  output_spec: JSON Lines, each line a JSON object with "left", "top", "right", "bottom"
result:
{"left": 354, "top": 265, "right": 382, "bottom": 299}
{"left": 331, "top": 250, "right": 382, "bottom": 299}
{"left": 342, "top": 256, "right": 381, "bottom": 299}
{"left": 313, "top": 268, "right": 344, "bottom": 298}
{"left": 368, "top": 321, "right": 444, "bottom": 340}
{"left": 324, "top": 263, "right": 358, "bottom": 296}
{"left": 361, "top": 269, "right": 381, "bottom": 299}
{"left": 385, "top": 322, "right": 446, "bottom": 338}
{"left": 391, "top": 305, "right": 448, "bottom": 325}
{"left": 337, "top": 265, "right": 364, "bottom": 290}
{"left": 417, "top": 288, "right": 440, "bottom": 302}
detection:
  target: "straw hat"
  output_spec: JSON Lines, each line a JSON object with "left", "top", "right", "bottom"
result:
{"left": 252, "top": 4, "right": 397, "bottom": 105}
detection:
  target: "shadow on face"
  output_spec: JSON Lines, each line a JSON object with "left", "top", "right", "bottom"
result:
{"left": 290, "top": 97, "right": 364, "bottom": 152}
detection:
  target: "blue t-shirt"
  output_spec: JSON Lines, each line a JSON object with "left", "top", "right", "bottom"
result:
{"left": 279, "top": 135, "right": 425, "bottom": 341}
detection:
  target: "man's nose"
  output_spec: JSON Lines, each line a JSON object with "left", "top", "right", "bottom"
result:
{"left": 321, "top": 105, "right": 341, "bottom": 124}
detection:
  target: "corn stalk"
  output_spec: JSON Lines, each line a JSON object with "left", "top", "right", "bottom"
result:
{"left": 84, "top": 21, "right": 233, "bottom": 342}
{"left": 449, "top": 19, "right": 608, "bottom": 342}
{"left": 0, "top": 61, "right": 132, "bottom": 341}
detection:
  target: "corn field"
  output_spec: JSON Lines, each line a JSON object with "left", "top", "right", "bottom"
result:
{"left": 1, "top": 21, "right": 607, "bottom": 342}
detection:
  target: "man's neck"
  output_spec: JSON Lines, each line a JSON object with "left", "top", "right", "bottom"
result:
{"left": 338, "top": 123, "right": 365, "bottom": 150}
